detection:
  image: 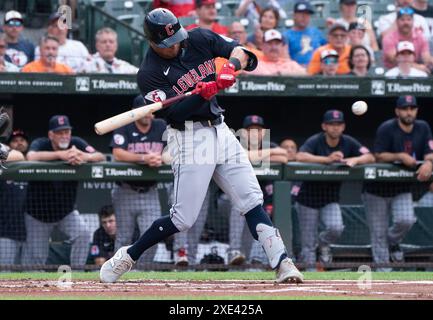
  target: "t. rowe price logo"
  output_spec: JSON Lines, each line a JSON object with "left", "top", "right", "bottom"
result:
{"left": 364, "top": 167, "right": 376, "bottom": 179}
{"left": 92, "top": 166, "right": 104, "bottom": 178}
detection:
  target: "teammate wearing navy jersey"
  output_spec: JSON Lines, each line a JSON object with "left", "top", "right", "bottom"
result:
{"left": 363, "top": 96, "right": 433, "bottom": 268}
{"left": 100, "top": 8, "right": 304, "bottom": 283}
{"left": 110, "top": 95, "right": 168, "bottom": 266}
{"left": 294, "top": 110, "right": 374, "bottom": 270}
{"left": 22, "top": 115, "right": 105, "bottom": 267}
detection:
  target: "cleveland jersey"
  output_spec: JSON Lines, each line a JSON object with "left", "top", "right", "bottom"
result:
{"left": 137, "top": 28, "right": 239, "bottom": 125}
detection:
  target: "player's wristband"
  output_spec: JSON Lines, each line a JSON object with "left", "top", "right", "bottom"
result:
{"left": 228, "top": 57, "right": 242, "bottom": 71}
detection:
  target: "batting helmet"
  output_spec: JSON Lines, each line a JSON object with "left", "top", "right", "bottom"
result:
{"left": 143, "top": 8, "right": 188, "bottom": 48}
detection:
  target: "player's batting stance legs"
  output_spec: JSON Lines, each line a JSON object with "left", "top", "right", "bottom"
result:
{"left": 101, "top": 123, "right": 303, "bottom": 283}
{"left": 100, "top": 7, "right": 302, "bottom": 283}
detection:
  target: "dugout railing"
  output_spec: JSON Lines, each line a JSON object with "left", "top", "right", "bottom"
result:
{"left": 0, "top": 161, "right": 432, "bottom": 271}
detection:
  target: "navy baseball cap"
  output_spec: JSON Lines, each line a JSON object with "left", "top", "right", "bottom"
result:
{"left": 132, "top": 95, "right": 145, "bottom": 109}
{"left": 243, "top": 115, "right": 265, "bottom": 128}
{"left": 323, "top": 110, "right": 345, "bottom": 123}
{"left": 294, "top": 1, "right": 315, "bottom": 14}
{"left": 396, "top": 95, "right": 418, "bottom": 108}
{"left": 49, "top": 115, "right": 72, "bottom": 131}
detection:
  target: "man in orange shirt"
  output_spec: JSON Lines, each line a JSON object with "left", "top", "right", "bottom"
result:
{"left": 247, "top": 29, "right": 307, "bottom": 76}
{"left": 185, "top": 0, "right": 228, "bottom": 35}
{"left": 22, "top": 35, "right": 74, "bottom": 74}
{"left": 308, "top": 23, "right": 351, "bottom": 75}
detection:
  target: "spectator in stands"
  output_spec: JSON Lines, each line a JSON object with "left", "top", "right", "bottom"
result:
{"left": 318, "top": 49, "right": 340, "bottom": 76}
{"left": 285, "top": 1, "right": 327, "bottom": 67}
{"left": 235, "top": 0, "right": 287, "bottom": 27}
{"left": 246, "top": 6, "right": 280, "bottom": 51}
{"left": 247, "top": 29, "right": 307, "bottom": 76}
{"left": 90, "top": 205, "right": 117, "bottom": 267}
{"left": 308, "top": 23, "right": 351, "bottom": 75}
{"left": 362, "top": 95, "right": 433, "bottom": 269}
{"left": 0, "top": 147, "right": 26, "bottom": 268}
{"left": 35, "top": 12, "right": 90, "bottom": 73}
{"left": 8, "top": 129, "right": 29, "bottom": 156}
{"left": 185, "top": 0, "right": 228, "bottom": 35}
{"left": 294, "top": 110, "right": 374, "bottom": 271}
{"left": 22, "top": 115, "right": 105, "bottom": 267}
{"left": 22, "top": 36, "right": 74, "bottom": 74}
{"left": 377, "top": 0, "right": 430, "bottom": 39}
{"left": 228, "top": 115, "right": 291, "bottom": 266}
{"left": 411, "top": 0, "right": 433, "bottom": 34}
{"left": 348, "top": 45, "right": 373, "bottom": 76}
{"left": 280, "top": 137, "right": 298, "bottom": 161}
{"left": 327, "top": 0, "right": 379, "bottom": 52}
{"left": 385, "top": 41, "right": 429, "bottom": 77}
{"left": 347, "top": 22, "right": 375, "bottom": 63}
{"left": 82, "top": 28, "right": 138, "bottom": 74}
{"left": 0, "top": 33, "right": 19, "bottom": 72}
{"left": 153, "top": 0, "right": 196, "bottom": 18}
{"left": 382, "top": 7, "right": 432, "bottom": 72}
{"left": 228, "top": 21, "right": 264, "bottom": 59}
{"left": 2, "top": 10, "right": 35, "bottom": 68}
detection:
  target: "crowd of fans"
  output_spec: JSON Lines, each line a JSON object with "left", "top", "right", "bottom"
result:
{"left": 1, "top": 0, "right": 433, "bottom": 77}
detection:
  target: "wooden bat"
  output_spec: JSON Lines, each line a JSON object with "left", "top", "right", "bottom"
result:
{"left": 94, "top": 89, "right": 199, "bottom": 135}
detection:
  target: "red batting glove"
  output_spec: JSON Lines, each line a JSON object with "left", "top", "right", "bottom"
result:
{"left": 216, "top": 62, "right": 236, "bottom": 90}
{"left": 196, "top": 81, "right": 218, "bottom": 100}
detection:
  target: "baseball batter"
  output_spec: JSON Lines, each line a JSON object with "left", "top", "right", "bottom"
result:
{"left": 100, "top": 8, "right": 303, "bottom": 283}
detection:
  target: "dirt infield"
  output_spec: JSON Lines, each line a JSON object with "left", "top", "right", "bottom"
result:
{"left": 2, "top": 279, "right": 433, "bottom": 299}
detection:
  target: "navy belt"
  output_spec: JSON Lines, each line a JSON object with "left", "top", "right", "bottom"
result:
{"left": 170, "top": 116, "right": 223, "bottom": 131}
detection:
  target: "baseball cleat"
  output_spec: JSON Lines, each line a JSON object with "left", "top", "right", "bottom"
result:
{"left": 275, "top": 257, "right": 304, "bottom": 284}
{"left": 228, "top": 250, "right": 246, "bottom": 265}
{"left": 174, "top": 248, "right": 189, "bottom": 267}
{"left": 100, "top": 246, "right": 135, "bottom": 283}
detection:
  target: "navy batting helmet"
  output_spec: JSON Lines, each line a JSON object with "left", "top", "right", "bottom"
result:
{"left": 143, "top": 8, "right": 188, "bottom": 48}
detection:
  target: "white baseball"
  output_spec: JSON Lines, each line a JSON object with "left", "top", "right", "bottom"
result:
{"left": 352, "top": 101, "right": 368, "bottom": 115}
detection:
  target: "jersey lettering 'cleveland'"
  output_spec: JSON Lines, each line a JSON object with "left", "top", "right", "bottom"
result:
{"left": 172, "top": 60, "right": 215, "bottom": 95}
{"left": 137, "top": 28, "right": 238, "bottom": 125}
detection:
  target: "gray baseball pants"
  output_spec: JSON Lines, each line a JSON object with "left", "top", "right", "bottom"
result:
{"left": 22, "top": 210, "right": 91, "bottom": 266}
{"left": 362, "top": 192, "right": 416, "bottom": 264}
{"left": 112, "top": 184, "right": 162, "bottom": 264}
{"left": 295, "top": 202, "right": 345, "bottom": 267}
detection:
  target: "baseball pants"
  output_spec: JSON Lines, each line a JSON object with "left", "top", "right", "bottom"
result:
{"left": 0, "top": 238, "right": 22, "bottom": 266}
{"left": 295, "top": 202, "right": 345, "bottom": 267}
{"left": 112, "top": 184, "right": 161, "bottom": 264}
{"left": 362, "top": 192, "right": 416, "bottom": 264}
{"left": 167, "top": 120, "right": 263, "bottom": 233}
{"left": 22, "top": 210, "right": 91, "bottom": 266}
{"left": 173, "top": 188, "right": 210, "bottom": 264}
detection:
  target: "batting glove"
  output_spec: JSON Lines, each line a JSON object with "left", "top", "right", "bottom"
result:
{"left": 196, "top": 81, "right": 218, "bottom": 100}
{"left": 216, "top": 62, "right": 236, "bottom": 90}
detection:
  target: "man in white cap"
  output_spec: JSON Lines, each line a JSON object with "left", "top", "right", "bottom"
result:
{"left": 385, "top": 41, "right": 429, "bottom": 77}
{"left": 2, "top": 10, "right": 35, "bottom": 68}
{"left": 319, "top": 49, "right": 340, "bottom": 76}
{"left": 248, "top": 29, "right": 307, "bottom": 76}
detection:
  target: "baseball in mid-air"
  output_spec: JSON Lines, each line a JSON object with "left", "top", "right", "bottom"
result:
{"left": 352, "top": 100, "right": 368, "bottom": 115}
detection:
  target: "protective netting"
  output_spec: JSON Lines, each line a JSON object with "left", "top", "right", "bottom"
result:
{"left": 1, "top": 173, "right": 433, "bottom": 271}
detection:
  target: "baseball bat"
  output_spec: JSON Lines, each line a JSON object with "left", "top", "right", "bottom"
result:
{"left": 94, "top": 89, "right": 200, "bottom": 135}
